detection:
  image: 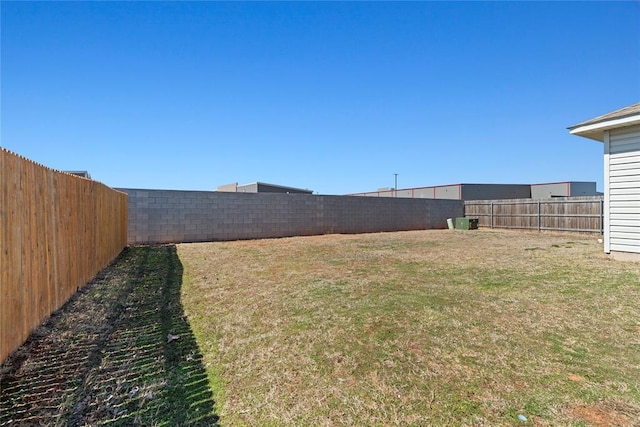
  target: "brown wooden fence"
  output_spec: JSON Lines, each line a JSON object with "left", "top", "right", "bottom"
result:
{"left": 1, "top": 148, "right": 128, "bottom": 363}
{"left": 464, "top": 196, "right": 604, "bottom": 233}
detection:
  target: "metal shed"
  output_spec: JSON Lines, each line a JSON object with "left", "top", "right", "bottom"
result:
{"left": 569, "top": 102, "right": 640, "bottom": 260}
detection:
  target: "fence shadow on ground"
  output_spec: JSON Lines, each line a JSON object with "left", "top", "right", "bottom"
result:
{"left": 0, "top": 245, "right": 219, "bottom": 426}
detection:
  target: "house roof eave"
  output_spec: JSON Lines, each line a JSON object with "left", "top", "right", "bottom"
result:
{"left": 569, "top": 113, "right": 640, "bottom": 142}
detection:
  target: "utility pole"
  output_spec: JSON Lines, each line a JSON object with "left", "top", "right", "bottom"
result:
{"left": 394, "top": 173, "right": 398, "bottom": 197}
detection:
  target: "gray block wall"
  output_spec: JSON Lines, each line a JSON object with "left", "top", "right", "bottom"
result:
{"left": 118, "top": 188, "right": 464, "bottom": 244}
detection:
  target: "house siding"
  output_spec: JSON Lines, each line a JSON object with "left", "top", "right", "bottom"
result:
{"left": 608, "top": 125, "right": 640, "bottom": 254}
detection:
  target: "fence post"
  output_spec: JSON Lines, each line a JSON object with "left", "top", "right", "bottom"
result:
{"left": 600, "top": 198, "right": 604, "bottom": 234}
{"left": 537, "top": 200, "right": 541, "bottom": 231}
{"left": 490, "top": 202, "right": 494, "bottom": 229}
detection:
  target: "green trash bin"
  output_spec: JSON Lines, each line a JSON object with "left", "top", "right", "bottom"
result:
{"left": 454, "top": 217, "right": 478, "bottom": 230}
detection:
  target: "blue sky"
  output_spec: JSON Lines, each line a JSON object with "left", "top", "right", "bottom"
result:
{"left": 2, "top": 1, "right": 639, "bottom": 194}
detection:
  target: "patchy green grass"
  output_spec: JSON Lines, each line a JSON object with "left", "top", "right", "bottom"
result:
{"left": 178, "top": 230, "right": 640, "bottom": 426}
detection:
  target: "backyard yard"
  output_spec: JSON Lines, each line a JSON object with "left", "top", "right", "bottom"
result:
{"left": 179, "top": 229, "right": 640, "bottom": 426}
{"left": 1, "top": 229, "right": 639, "bottom": 426}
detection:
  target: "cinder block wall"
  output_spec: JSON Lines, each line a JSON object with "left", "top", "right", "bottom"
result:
{"left": 118, "top": 188, "right": 464, "bottom": 244}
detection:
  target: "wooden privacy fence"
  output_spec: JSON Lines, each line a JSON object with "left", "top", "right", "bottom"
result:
{"left": 464, "top": 196, "right": 604, "bottom": 233}
{"left": 1, "top": 148, "right": 128, "bottom": 363}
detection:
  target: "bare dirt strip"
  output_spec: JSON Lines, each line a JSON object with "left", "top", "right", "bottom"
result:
{"left": 0, "top": 246, "right": 219, "bottom": 426}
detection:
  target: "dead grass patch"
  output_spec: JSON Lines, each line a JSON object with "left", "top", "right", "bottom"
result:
{"left": 568, "top": 374, "right": 586, "bottom": 383}
{"left": 569, "top": 401, "right": 638, "bottom": 427}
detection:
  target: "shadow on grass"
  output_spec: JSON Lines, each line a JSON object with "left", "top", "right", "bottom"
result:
{"left": 0, "top": 245, "right": 219, "bottom": 426}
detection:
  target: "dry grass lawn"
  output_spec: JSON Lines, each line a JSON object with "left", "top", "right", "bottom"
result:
{"left": 178, "top": 229, "right": 640, "bottom": 426}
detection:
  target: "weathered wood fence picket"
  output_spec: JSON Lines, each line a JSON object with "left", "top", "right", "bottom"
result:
{"left": 1, "top": 147, "right": 128, "bottom": 363}
{"left": 464, "top": 196, "right": 604, "bottom": 233}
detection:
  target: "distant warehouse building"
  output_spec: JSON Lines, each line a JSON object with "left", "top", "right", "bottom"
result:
{"left": 569, "top": 102, "right": 640, "bottom": 260}
{"left": 530, "top": 181, "right": 598, "bottom": 198}
{"left": 350, "top": 184, "right": 531, "bottom": 200}
{"left": 350, "top": 182, "right": 598, "bottom": 200}
{"left": 217, "top": 182, "right": 313, "bottom": 194}
{"left": 64, "top": 170, "right": 92, "bottom": 179}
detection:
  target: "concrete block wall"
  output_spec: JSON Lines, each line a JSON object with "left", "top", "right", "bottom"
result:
{"left": 118, "top": 188, "right": 464, "bottom": 244}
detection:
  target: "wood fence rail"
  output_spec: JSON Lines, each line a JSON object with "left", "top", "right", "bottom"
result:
{"left": 1, "top": 147, "right": 128, "bottom": 363}
{"left": 464, "top": 196, "right": 604, "bottom": 233}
